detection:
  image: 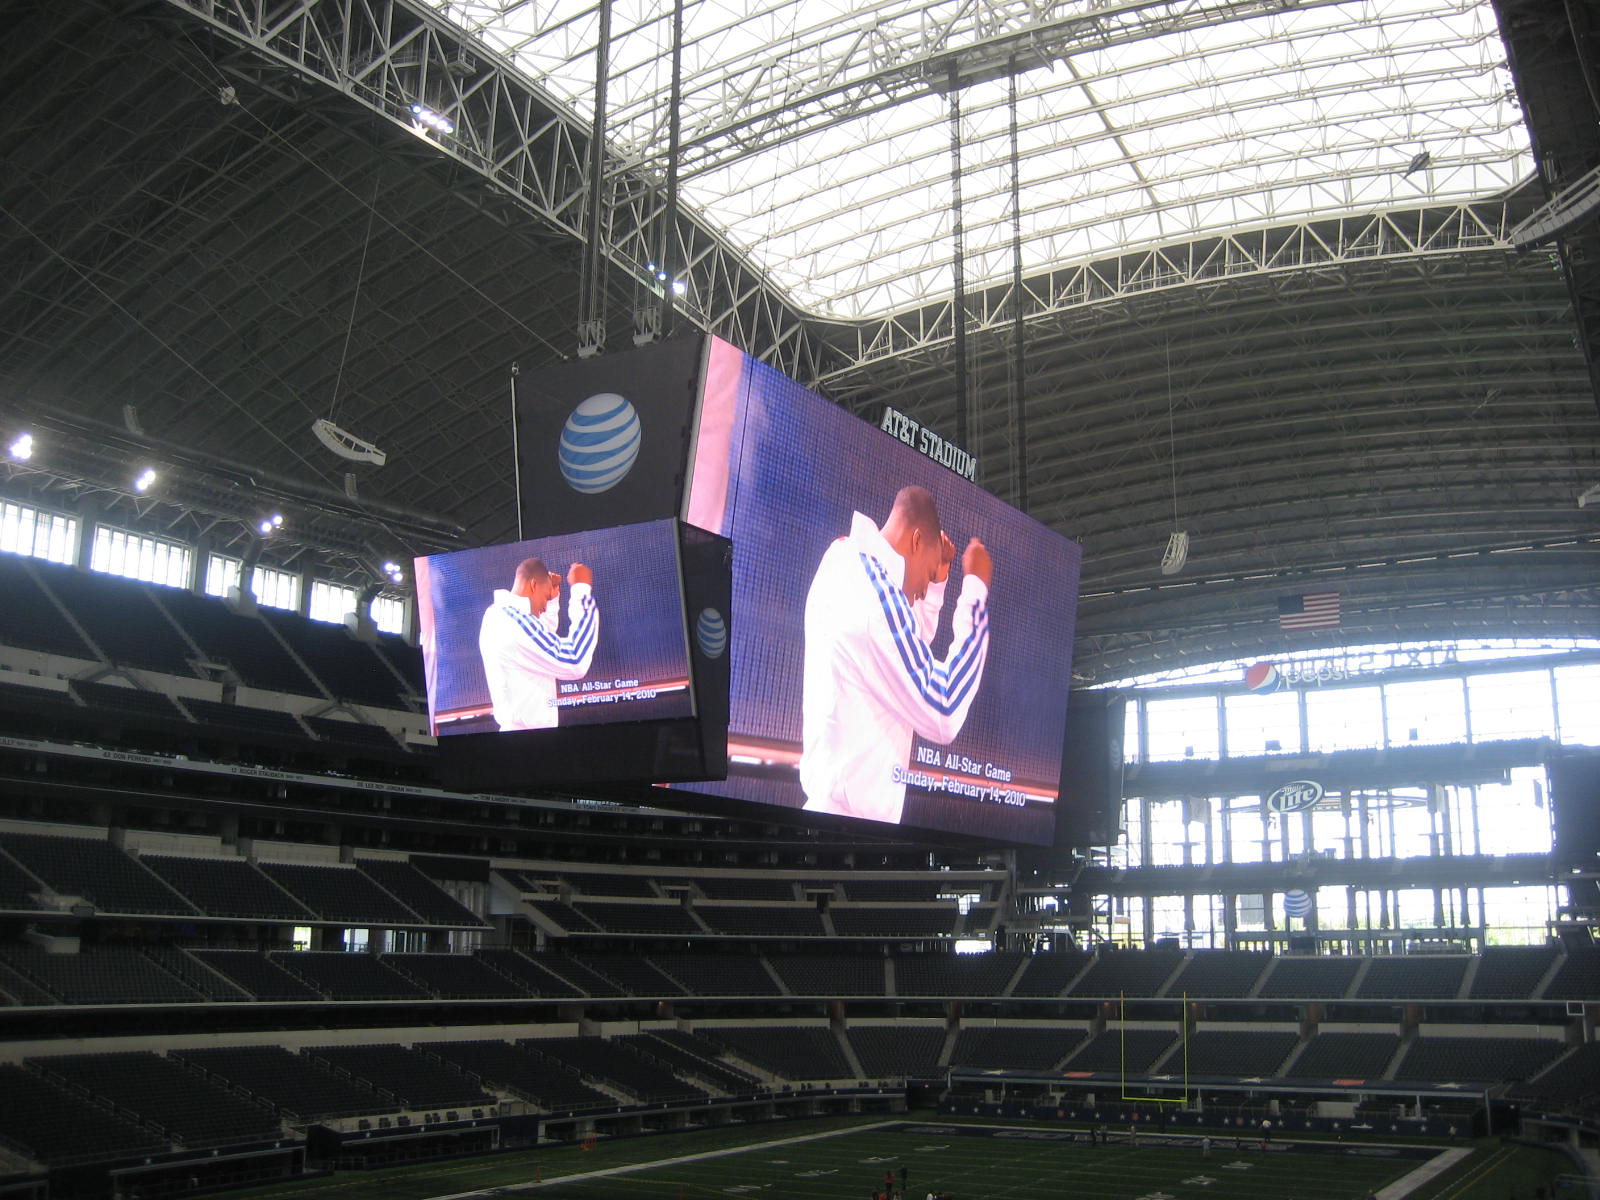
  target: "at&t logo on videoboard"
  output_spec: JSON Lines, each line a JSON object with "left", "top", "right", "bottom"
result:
{"left": 559, "top": 392, "right": 641, "bottom": 494}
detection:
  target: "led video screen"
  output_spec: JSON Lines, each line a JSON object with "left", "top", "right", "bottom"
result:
{"left": 676, "top": 338, "right": 1082, "bottom": 845}
{"left": 414, "top": 518, "right": 694, "bottom": 737}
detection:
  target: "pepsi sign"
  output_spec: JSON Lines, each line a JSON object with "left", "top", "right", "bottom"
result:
{"left": 1266, "top": 780, "right": 1324, "bottom": 813}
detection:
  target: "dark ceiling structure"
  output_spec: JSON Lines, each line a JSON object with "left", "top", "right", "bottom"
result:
{"left": 0, "top": 0, "right": 1596, "bottom": 686}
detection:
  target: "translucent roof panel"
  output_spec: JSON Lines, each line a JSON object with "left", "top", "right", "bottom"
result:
{"left": 436, "top": 0, "right": 1530, "bottom": 319}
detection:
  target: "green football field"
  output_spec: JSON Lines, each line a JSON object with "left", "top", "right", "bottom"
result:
{"left": 224, "top": 1115, "right": 1586, "bottom": 1200}
{"left": 498, "top": 1120, "right": 1422, "bottom": 1200}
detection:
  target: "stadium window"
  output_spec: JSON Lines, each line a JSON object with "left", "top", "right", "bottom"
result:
{"left": 309, "top": 580, "right": 406, "bottom": 635}
{"left": 203, "top": 553, "right": 301, "bottom": 610}
{"left": 1382, "top": 676, "right": 1468, "bottom": 746}
{"left": 1143, "top": 694, "right": 1220, "bottom": 761}
{"left": 1303, "top": 686, "right": 1383, "bottom": 752}
{"left": 89, "top": 525, "right": 190, "bottom": 588}
{"left": 1466, "top": 670, "right": 1557, "bottom": 742}
{"left": 1223, "top": 689, "right": 1301, "bottom": 756}
{"left": 1554, "top": 663, "right": 1600, "bottom": 746}
{"left": 371, "top": 594, "right": 404, "bottom": 635}
{"left": 308, "top": 579, "right": 356, "bottom": 625}
{"left": 0, "top": 499, "right": 76, "bottom": 563}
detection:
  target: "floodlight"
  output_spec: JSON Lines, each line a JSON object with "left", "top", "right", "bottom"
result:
{"left": 257, "top": 519, "right": 273, "bottom": 535}
{"left": 8, "top": 432, "right": 33, "bottom": 461}
{"left": 409, "top": 103, "right": 455, "bottom": 135}
{"left": 133, "top": 467, "right": 157, "bottom": 493}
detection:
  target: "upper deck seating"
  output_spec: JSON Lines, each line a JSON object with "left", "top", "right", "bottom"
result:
{"left": 1167, "top": 951, "right": 1272, "bottom": 998}
{"left": 1256, "top": 956, "right": 1362, "bottom": 1000}
{"left": 1469, "top": 945, "right": 1559, "bottom": 1000}
{"left": 140, "top": 855, "right": 311, "bottom": 921}
{"left": 0, "top": 833, "right": 194, "bottom": 914}
{"left": 258, "top": 862, "right": 421, "bottom": 926}
{"left": 1067, "top": 949, "right": 1184, "bottom": 998}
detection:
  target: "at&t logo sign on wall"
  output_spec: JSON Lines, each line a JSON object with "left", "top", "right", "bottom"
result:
{"left": 559, "top": 392, "right": 641, "bottom": 493}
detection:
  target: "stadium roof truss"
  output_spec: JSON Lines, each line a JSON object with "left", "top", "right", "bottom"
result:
{"left": 436, "top": 0, "right": 1529, "bottom": 320}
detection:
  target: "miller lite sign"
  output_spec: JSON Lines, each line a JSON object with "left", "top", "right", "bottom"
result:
{"left": 1266, "top": 780, "right": 1324, "bottom": 814}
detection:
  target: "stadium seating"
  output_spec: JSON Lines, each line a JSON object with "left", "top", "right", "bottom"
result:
{"left": 472, "top": 948, "right": 587, "bottom": 998}
{"left": 848, "top": 1026, "right": 947, "bottom": 1077}
{"left": 172, "top": 1046, "right": 392, "bottom": 1120}
{"left": 646, "top": 951, "right": 782, "bottom": 996}
{"left": 894, "top": 952, "right": 1023, "bottom": 996}
{"left": 572, "top": 900, "right": 703, "bottom": 935}
{"left": 696, "top": 876, "right": 796, "bottom": 900}
{"left": 258, "top": 862, "right": 422, "bottom": 926}
{"left": 0, "top": 1063, "right": 168, "bottom": 1165}
{"left": 180, "top": 698, "right": 308, "bottom": 741}
{"left": 42, "top": 566, "right": 197, "bottom": 676}
{"left": 420, "top": 1039, "right": 610, "bottom": 1111}
{"left": 158, "top": 588, "right": 321, "bottom": 696}
{"left": 620, "top": 1031, "right": 763, "bottom": 1094}
{"left": 1357, "top": 956, "right": 1469, "bottom": 1000}
{"left": 0, "top": 555, "right": 95, "bottom": 659}
{"left": 522, "top": 1037, "right": 708, "bottom": 1103}
{"left": 1542, "top": 947, "right": 1600, "bottom": 1000}
{"left": 1288, "top": 1031, "right": 1400, "bottom": 1080}
{"left": 354, "top": 860, "right": 487, "bottom": 927}
{"left": 1067, "top": 1029, "right": 1177, "bottom": 1073}
{"left": 698, "top": 1026, "right": 854, "bottom": 1081}
{"left": 385, "top": 953, "right": 529, "bottom": 999}
{"left": 1182, "top": 1029, "right": 1299, "bottom": 1076}
{"left": 141, "top": 855, "right": 312, "bottom": 920}
{"left": 269, "top": 952, "right": 431, "bottom": 1001}
{"left": 1166, "top": 951, "right": 1272, "bottom": 998}
{"left": 0, "top": 945, "right": 201, "bottom": 1006}
{"left": 1468, "top": 944, "right": 1560, "bottom": 999}
{"left": 304, "top": 1045, "right": 494, "bottom": 1110}
{"left": 262, "top": 611, "right": 412, "bottom": 709}
{"left": 188, "top": 951, "right": 326, "bottom": 1002}
{"left": 1010, "top": 951, "right": 1092, "bottom": 996}
{"left": 70, "top": 679, "right": 187, "bottom": 723}
{"left": 950, "top": 1026, "right": 1087, "bottom": 1071}
{"left": 695, "top": 904, "right": 826, "bottom": 937}
{"left": 0, "top": 832, "right": 195, "bottom": 914}
{"left": 767, "top": 953, "right": 887, "bottom": 997}
{"left": 570, "top": 950, "right": 687, "bottom": 995}
{"left": 1256, "top": 956, "right": 1362, "bottom": 1000}
{"left": 1394, "top": 1036, "right": 1566, "bottom": 1084}
{"left": 830, "top": 906, "right": 959, "bottom": 938}
{"left": 30, "top": 1052, "right": 283, "bottom": 1147}
{"left": 1067, "top": 949, "right": 1184, "bottom": 997}
{"left": 1510, "top": 1042, "right": 1600, "bottom": 1112}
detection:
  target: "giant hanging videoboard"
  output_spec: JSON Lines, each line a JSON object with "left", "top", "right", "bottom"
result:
{"left": 505, "top": 334, "right": 1081, "bottom": 845}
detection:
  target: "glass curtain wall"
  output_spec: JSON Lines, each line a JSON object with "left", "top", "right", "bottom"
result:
{"left": 1093, "top": 653, "right": 1599, "bottom": 949}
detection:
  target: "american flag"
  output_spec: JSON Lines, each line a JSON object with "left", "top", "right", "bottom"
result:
{"left": 1278, "top": 591, "right": 1340, "bottom": 631}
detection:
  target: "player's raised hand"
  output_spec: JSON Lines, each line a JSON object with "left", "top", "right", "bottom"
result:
{"left": 567, "top": 562, "right": 594, "bottom": 587}
{"left": 934, "top": 530, "right": 956, "bottom": 583}
{"left": 962, "top": 538, "right": 993, "bottom": 588}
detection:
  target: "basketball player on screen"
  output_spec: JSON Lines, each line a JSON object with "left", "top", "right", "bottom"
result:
{"left": 478, "top": 557, "right": 598, "bottom": 730}
{"left": 800, "top": 485, "right": 992, "bottom": 824}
